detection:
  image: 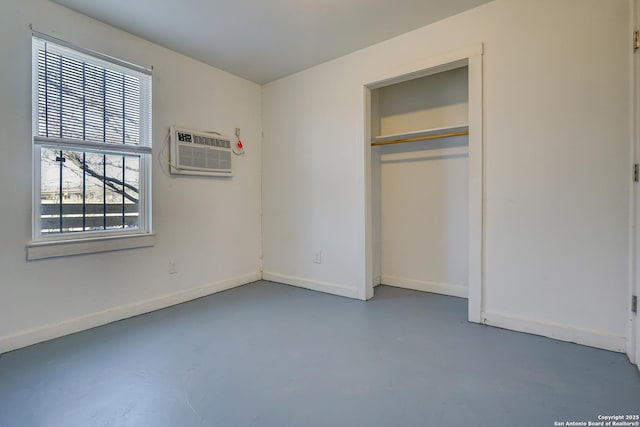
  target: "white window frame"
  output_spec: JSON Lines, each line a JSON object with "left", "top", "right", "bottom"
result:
{"left": 28, "top": 33, "right": 154, "bottom": 260}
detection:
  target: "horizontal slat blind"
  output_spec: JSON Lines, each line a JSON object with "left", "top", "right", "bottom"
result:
{"left": 34, "top": 37, "right": 151, "bottom": 148}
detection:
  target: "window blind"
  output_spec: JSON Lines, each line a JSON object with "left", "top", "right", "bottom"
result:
{"left": 33, "top": 37, "right": 152, "bottom": 149}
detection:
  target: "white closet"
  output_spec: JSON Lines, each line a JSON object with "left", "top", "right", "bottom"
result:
{"left": 370, "top": 65, "right": 471, "bottom": 299}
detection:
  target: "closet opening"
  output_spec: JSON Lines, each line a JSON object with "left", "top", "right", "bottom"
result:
{"left": 364, "top": 47, "right": 484, "bottom": 323}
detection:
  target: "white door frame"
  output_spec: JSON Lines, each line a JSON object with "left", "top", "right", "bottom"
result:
{"left": 363, "top": 44, "right": 485, "bottom": 323}
{"left": 630, "top": 0, "right": 639, "bottom": 367}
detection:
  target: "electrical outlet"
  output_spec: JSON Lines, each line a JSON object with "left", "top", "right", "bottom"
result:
{"left": 313, "top": 249, "right": 322, "bottom": 264}
{"left": 169, "top": 261, "right": 178, "bottom": 274}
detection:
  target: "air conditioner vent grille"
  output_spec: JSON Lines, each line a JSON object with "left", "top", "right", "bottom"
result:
{"left": 177, "top": 144, "right": 231, "bottom": 170}
{"left": 170, "top": 126, "right": 233, "bottom": 177}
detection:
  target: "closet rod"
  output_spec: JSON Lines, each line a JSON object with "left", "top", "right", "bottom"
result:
{"left": 371, "top": 130, "right": 469, "bottom": 147}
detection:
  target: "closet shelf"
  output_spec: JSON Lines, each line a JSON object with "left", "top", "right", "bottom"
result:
{"left": 371, "top": 124, "right": 469, "bottom": 147}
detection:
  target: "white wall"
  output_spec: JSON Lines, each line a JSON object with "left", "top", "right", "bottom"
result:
{"left": 0, "top": 0, "right": 262, "bottom": 352}
{"left": 378, "top": 139, "right": 469, "bottom": 298}
{"left": 376, "top": 67, "right": 469, "bottom": 136}
{"left": 262, "top": 0, "right": 631, "bottom": 351}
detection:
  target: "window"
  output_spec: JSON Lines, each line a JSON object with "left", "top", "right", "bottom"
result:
{"left": 30, "top": 35, "right": 152, "bottom": 255}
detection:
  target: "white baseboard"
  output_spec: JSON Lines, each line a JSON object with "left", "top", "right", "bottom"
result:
{"left": 0, "top": 271, "right": 262, "bottom": 354}
{"left": 380, "top": 275, "right": 468, "bottom": 299}
{"left": 483, "top": 311, "right": 627, "bottom": 353}
{"left": 262, "top": 271, "right": 360, "bottom": 300}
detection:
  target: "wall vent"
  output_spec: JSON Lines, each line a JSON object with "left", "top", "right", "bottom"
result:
{"left": 169, "top": 126, "right": 232, "bottom": 177}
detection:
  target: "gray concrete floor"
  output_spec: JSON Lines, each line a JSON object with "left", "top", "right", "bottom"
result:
{"left": 0, "top": 281, "right": 639, "bottom": 427}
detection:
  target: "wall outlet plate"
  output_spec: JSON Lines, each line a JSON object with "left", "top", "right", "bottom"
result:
{"left": 169, "top": 261, "right": 178, "bottom": 274}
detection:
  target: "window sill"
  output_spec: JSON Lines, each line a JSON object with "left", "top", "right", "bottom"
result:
{"left": 27, "top": 233, "right": 156, "bottom": 261}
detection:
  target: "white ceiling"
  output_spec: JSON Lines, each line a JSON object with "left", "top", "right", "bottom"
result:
{"left": 51, "top": 0, "right": 493, "bottom": 84}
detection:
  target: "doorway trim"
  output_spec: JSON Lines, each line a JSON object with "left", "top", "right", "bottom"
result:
{"left": 629, "top": 0, "right": 639, "bottom": 367}
{"left": 363, "top": 44, "right": 485, "bottom": 323}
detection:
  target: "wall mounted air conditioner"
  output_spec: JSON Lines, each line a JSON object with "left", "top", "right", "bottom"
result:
{"left": 169, "top": 126, "right": 233, "bottom": 177}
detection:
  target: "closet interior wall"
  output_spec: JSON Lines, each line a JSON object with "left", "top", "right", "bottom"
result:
{"left": 371, "top": 66, "right": 470, "bottom": 299}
